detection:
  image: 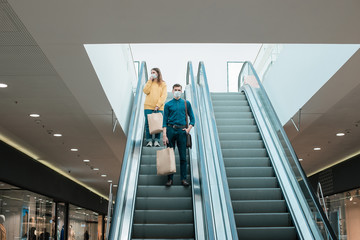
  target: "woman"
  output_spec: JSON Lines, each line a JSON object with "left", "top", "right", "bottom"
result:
{"left": 143, "top": 68, "right": 167, "bottom": 147}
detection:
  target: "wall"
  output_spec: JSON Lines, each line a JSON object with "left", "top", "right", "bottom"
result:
{"left": 130, "top": 44, "right": 261, "bottom": 92}
{"left": 84, "top": 44, "right": 137, "bottom": 136}
{"left": 261, "top": 44, "right": 360, "bottom": 125}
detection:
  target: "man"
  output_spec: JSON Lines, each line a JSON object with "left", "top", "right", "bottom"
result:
{"left": 163, "top": 83, "right": 195, "bottom": 186}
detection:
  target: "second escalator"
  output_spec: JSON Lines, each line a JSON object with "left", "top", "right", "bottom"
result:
{"left": 211, "top": 92, "right": 298, "bottom": 240}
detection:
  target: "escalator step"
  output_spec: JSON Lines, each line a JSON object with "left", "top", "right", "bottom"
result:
{"left": 133, "top": 210, "right": 193, "bottom": 224}
{"left": 232, "top": 200, "right": 287, "bottom": 213}
{"left": 132, "top": 224, "right": 194, "bottom": 238}
{"left": 138, "top": 175, "right": 191, "bottom": 185}
{"left": 225, "top": 167, "right": 274, "bottom": 177}
{"left": 237, "top": 227, "right": 297, "bottom": 240}
{"left": 221, "top": 148, "right": 267, "bottom": 158}
{"left": 219, "top": 132, "right": 261, "bottom": 140}
{"left": 212, "top": 100, "right": 249, "bottom": 107}
{"left": 139, "top": 164, "right": 190, "bottom": 175}
{"left": 213, "top": 105, "right": 251, "bottom": 112}
{"left": 135, "top": 197, "right": 192, "bottom": 210}
{"left": 215, "top": 118, "right": 255, "bottom": 126}
{"left": 223, "top": 157, "right": 270, "bottom": 167}
{"left": 227, "top": 177, "right": 277, "bottom": 188}
{"left": 137, "top": 186, "right": 191, "bottom": 197}
{"left": 217, "top": 125, "right": 258, "bottom": 133}
{"left": 230, "top": 188, "right": 282, "bottom": 200}
{"left": 220, "top": 140, "right": 264, "bottom": 149}
{"left": 214, "top": 111, "right": 253, "bottom": 119}
{"left": 234, "top": 213, "right": 292, "bottom": 227}
{"left": 141, "top": 155, "right": 184, "bottom": 164}
{"left": 211, "top": 93, "right": 246, "bottom": 101}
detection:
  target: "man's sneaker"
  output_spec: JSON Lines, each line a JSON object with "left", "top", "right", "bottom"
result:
{"left": 154, "top": 141, "right": 161, "bottom": 147}
{"left": 146, "top": 141, "right": 153, "bottom": 147}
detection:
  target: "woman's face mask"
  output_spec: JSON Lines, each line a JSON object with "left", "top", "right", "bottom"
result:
{"left": 151, "top": 73, "right": 157, "bottom": 79}
{"left": 174, "top": 90, "right": 181, "bottom": 98}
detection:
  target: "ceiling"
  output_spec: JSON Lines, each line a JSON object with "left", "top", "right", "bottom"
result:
{"left": 0, "top": 0, "right": 359, "bottom": 199}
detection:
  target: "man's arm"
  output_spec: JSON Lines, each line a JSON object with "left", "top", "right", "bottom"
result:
{"left": 162, "top": 104, "right": 169, "bottom": 145}
{"left": 184, "top": 100, "right": 195, "bottom": 134}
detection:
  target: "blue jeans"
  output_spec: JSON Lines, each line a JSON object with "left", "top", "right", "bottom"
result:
{"left": 144, "top": 109, "right": 163, "bottom": 142}
{"left": 166, "top": 126, "right": 187, "bottom": 181}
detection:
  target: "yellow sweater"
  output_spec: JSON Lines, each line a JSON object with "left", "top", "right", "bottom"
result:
{"left": 143, "top": 80, "right": 167, "bottom": 110}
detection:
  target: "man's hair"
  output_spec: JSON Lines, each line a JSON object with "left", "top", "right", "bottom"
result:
{"left": 173, "top": 83, "right": 182, "bottom": 90}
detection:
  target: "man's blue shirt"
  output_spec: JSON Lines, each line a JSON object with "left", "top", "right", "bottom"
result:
{"left": 163, "top": 98, "right": 195, "bottom": 127}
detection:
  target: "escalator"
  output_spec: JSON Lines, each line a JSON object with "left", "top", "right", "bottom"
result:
{"left": 191, "top": 61, "right": 337, "bottom": 239}
{"left": 211, "top": 92, "right": 296, "bottom": 239}
{"left": 132, "top": 95, "right": 195, "bottom": 239}
{"left": 108, "top": 62, "right": 205, "bottom": 240}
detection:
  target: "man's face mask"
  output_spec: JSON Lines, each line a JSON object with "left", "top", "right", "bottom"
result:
{"left": 174, "top": 90, "right": 181, "bottom": 98}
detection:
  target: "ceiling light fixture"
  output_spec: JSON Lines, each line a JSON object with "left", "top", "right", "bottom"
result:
{"left": 83, "top": 159, "right": 90, "bottom": 163}
{"left": 314, "top": 147, "right": 321, "bottom": 151}
{"left": 70, "top": 148, "right": 78, "bottom": 152}
{"left": 113, "top": 185, "right": 118, "bottom": 187}
{"left": 53, "top": 133, "right": 62, "bottom": 137}
{"left": 299, "top": 158, "right": 303, "bottom": 161}
{"left": 336, "top": 133, "right": 345, "bottom": 136}
{"left": 101, "top": 174, "right": 107, "bottom": 177}
{"left": 93, "top": 168, "right": 99, "bottom": 171}
{"left": 0, "top": 83, "right": 8, "bottom": 88}
{"left": 29, "top": 114, "right": 40, "bottom": 118}
{"left": 107, "top": 180, "right": 112, "bottom": 183}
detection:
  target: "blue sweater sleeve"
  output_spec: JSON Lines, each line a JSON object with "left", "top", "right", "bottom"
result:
{"left": 163, "top": 103, "right": 169, "bottom": 128}
{"left": 187, "top": 101, "right": 195, "bottom": 126}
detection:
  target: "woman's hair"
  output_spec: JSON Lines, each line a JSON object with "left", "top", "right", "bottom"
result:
{"left": 151, "top": 68, "right": 164, "bottom": 84}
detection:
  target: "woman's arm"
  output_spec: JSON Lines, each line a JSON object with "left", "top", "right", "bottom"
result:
{"left": 143, "top": 79, "right": 153, "bottom": 95}
{"left": 156, "top": 83, "right": 168, "bottom": 108}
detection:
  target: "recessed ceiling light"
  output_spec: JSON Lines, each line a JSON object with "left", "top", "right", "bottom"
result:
{"left": 107, "top": 180, "right": 112, "bottom": 183}
{"left": 113, "top": 185, "right": 118, "bottom": 187}
{"left": 0, "top": 83, "right": 8, "bottom": 88}
{"left": 314, "top": 147, "right": 321, "bottom": 151}
{"left": 29, "top": 114, "right": 40, "bottom": 118}
{"left": 53, "top": 133, "right": 62, "bottom": 137}
{"left": 336, "top": 133, "right": 345, "bottom": 136}
{"left": 71, "top": 148, "right": 78, "bottom": 152}
{"left": 101, "top": 174, "right": 107, "bottom": 177}
{"left": 299, "top": 158, "right": 303, "bottom": 161}
{"left": 93, "top": 168, "right": 99, "bottom": 171}
{"left": 83, "top": 159, "right": 90, "bottom": 163}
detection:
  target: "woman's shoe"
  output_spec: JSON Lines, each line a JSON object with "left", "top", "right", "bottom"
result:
{"left": 146, "top": 141, "right": 153, "bottom": 147}
{"left": 154, "top": 141, "right": 161, "bottom": 147}
{"left": 165, "top": 179, "right": 173, "bottom": 187}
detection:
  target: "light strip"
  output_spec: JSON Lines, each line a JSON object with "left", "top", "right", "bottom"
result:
{"left": 0, "top": 133, "right": 39, "bottom": 160}
{"left": 38, "top": 160, "right": 108, "bottom": 200}
{"left": 0, "top": 133, "right": 109, "bottom": 200}
{"left": 308, "top": 149, "right": 360, "bottom": 177}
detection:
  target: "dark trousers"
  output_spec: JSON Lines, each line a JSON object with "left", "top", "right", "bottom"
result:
{"left": 166, "top": 126, "right": 187, "bottom": 181}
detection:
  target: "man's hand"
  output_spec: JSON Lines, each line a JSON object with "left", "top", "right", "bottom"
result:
{"left": 163, "top": 135, "right": 169, "bottom": 146}
{"left": 183, "top": 127, "right": 190, "bottom": 134}
{"left": 154, "top": 106, "right": 159, "bottom": 111}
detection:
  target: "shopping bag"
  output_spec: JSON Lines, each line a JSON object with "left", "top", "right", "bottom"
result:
{"left": 186, "top": 133, "right": 192, "bottom": 148}
{"left": 156, "top": 147, "right": 176, "bottom": 175}
{"left": 148, "top": 112, "right": 163, "bottom": 134}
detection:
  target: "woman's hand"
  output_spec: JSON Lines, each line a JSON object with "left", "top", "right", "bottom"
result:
{"left": 154, "top": 106, "right": 159, "bottom": 111}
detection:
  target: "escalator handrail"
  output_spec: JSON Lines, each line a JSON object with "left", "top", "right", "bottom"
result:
{"left": 186, "top": 61, "right": 215, "bottom": 240}
{"left": 108, "top": 61, "right": 147, "bottom": 240}
{"left": 238, "top": 61, "right": 337, "bottom": 239}
{"left": 197, "top": 62, "right": 239, "bottom": 239}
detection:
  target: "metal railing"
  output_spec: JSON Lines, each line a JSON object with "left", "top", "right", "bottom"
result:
{"left": 185, "top": 61, "right": 208, "bottom": 240}
{"left": 192, "top": 61, "right": 238, "bottom": 239}
{"left": 108, "top": 61, "right": 147, "bottom": 240}
{"left": 239, "top": 61, "right": 337, "bottom": 239}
